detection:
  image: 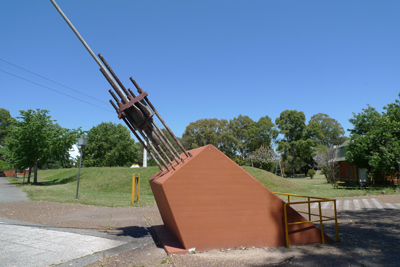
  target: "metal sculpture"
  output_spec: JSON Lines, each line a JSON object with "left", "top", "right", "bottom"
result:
{"left": 51, "top": 0, "right": 336, "bottom": 253}
{"left": 50, "top": 0, "right": 190, "bottom": 172}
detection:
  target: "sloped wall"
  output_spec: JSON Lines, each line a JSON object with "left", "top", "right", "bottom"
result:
{"left": 150, "top": 145, "right": 326, "bottom": 251}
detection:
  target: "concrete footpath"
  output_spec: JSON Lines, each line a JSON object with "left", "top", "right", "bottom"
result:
{"left": 0, "top": 177, "right": 159, "bottom": 267}
{"left": 0, "top": 176, "right": 29, "bottom": 202}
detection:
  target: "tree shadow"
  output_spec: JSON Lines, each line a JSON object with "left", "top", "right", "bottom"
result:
{"left": 33, "top": 173, "right": 78, "bottom": 186}
{"left": 248, "top": 208, "right": 400, "bottom": 266}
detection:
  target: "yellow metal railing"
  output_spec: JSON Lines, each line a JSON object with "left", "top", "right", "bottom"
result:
{"left": 273, "top": 192, "right": 340, "bottom": 248}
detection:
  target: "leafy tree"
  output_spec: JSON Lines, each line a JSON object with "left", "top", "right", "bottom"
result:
{"left": 307, "top": 113, "right": 346, "bottom": 146}
{"left": 82, "top": 122, "right": 138, "bottom": 167}
{"left": 246, "top": 116, "right": 278, "bottom": 152}
{"left": 275, "top": 110, "right": 306, "bottom": 143}
{"left": 347, "top": 98, "right": 400, "bottom": 181}
{"left": 181, "top": 118, "right": 239, "bottom": 158}
{"left": 4, "top": 109, "right": 80, "bottom": 183}
{"left": 182, "top": 116, "right": 278, "bottom": 165}
{"left": 227, "top": 115, "right": 254, "bottom": 159}
{"left": 0, "top": 108, "right": 15, "bottom": 146}
{"left": 275, "top": 110, "right": 312, "bottom": 176}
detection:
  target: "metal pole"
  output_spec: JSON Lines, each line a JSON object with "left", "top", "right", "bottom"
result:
{"left": 75, "top": 145, "right": 83, "bottom": 200}
{"left": 143, "top": 141, "right": 147, "bottom": 167}
{"left": 49, "top": 0, "right": 128, "bottom": 103}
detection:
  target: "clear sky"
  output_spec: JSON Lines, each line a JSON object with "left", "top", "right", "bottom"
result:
{"left": 2, "top": 0, "right": 400, "bottom": 139}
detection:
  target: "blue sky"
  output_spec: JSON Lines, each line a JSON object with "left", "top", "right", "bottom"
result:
{"left": 1, "top": 0, "right": 400, "bottom": 139}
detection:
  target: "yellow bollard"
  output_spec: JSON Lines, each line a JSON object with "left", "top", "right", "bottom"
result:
{"left": 132, "top": 174, "right": 135, "bottom": 204}
{"left": 137, "top": 174, "right": 140, "bottom": 202}
{"left": 132, "top": 174, "right": 140, "bottom": 203}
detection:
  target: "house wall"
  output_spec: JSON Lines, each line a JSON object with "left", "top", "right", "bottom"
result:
{"left": 336, "top": 162, "right": 358, "bottom": 183}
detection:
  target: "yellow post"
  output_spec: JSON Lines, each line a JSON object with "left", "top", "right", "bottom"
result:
{"left": 318, "top": 201, "right": 325, "bottom": 244}
{"left": 132, "top": 173, "right": 140, "bottom": 203}
{"left": 284, "top": 203, "right": 290, "bottom": 248}
{"left": 137, "top": 174, "right": 140, "bottom": 202}
{"left": 333, "top": 199, "right": 340, "bottom": 241}
{"left": 132, "top": 174, "right": 135, "bottom": 204}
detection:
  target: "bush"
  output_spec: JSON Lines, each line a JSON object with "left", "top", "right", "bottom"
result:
{"left": 307, "top": 169, "right": 316, "bottom": 179}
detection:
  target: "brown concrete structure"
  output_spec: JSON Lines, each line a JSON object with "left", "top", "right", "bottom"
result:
{"left": 150, "top": 145, "right": 328, "bottom": 251}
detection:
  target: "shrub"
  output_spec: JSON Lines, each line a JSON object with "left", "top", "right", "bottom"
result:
{"left": 308, "top": 169, "right": 316, "bottom": 179}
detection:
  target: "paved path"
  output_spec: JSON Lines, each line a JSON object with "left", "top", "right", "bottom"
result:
{"left": 0, "top": 177, "right": 157, "bottom": 267}
{"left": 0, "top": 177, "right": 28, "bottom": 202}
{"left": 0, "top": 218, "right": 129, "bottom": 267}
{"left": 306, "top": 196, "right": 400, "bottom": 211}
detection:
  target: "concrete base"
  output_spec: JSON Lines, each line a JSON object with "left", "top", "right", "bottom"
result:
{"left": 150, "top": 145, "right": 329, "bottom": 251}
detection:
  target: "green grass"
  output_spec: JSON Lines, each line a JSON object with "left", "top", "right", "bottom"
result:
{"left": 9, "top": 167, "right": 399, "bottom": 207}
{"left": 11, "top": 167, "right": 160, "bottom": 207}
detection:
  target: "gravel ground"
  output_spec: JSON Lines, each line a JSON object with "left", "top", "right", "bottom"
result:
{"left": 1, "top": 195, "right": 400, "bottom": 267}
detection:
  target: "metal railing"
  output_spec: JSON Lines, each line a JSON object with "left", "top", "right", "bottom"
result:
{"left": 273, "top": 192, "right": 340, "bottom": 248}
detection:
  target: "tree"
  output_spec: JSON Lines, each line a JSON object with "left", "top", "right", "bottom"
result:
{"left": 0, "top": 108, "right": 15, "bottom": 146}
{"left": 0, "top": 109, "right": 16, "bottom": 170}
{"left": 246, "top": 116, "right": 278, "bottom": 152}
{"left": 227, "top": 115, "right": 254, "bottom": 159}
{"left": 275, "top": 110, "right": 306, "bottom": 143}
{"left": 4, "top": 109, "right": 80, "bottom": 183}
{"left": 315, "top": 145, "right": 337, "bottom": 183}
{"left": 307, "top": 113, "right": 346, "bottom": 146}
{"left": 275, "top": 110, "right": 312, "bottom": 176}
{"left": 346, "top": 98, "right": 400, "bottom": 181}
{"left": 181, "top": 118, "right": 239, "bottom": 158}
{"left": 82, "top": 122, "right": 138, "bottom": 167}
{"left": 247, "top": 146, "right": 279, "bottom": 171}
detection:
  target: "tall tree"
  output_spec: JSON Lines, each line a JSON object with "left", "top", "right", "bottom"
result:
{"left": 82, "top": 122, "right": 138, "bottom": 167}
{"left": 307, "top": 113, "right": 346, "bottom": 146}
{"left": 181, "top": 118, "right": 239, "bottom": 158}
{"left": 246, "top": 116, "right": 278, "bottom": 152}
{"left": 228, "top": 115, "right": 278, "bottom": 163}
{"left": 0, "top": 108, "right": 15, "bottom": 146}
{"left": 4, "top": 109, "right": 80, "bottom": 183}
{"left": 275, "top": 110, "right": 306, "bottom": 143}
{"left": 275, "top": 110, "right": 311, "bottom": 176}
{"left": 347, "top": 98, "right": 400, "bottom": 180}
{"left": 0, "top": 108, "right": 15, "bottom": 169}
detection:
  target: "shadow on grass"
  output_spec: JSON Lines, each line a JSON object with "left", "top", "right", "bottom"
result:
{"left": 33, "top": 172, "right": 78, "bottom": 186}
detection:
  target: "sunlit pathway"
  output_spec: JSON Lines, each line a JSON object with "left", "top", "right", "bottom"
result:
{"left": 300, "top": 196, "right": 400, "bottom": 211}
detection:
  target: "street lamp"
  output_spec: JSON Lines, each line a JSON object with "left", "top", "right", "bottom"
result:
{"left": 75, "top": 137, "right": 88, "bottom": 200}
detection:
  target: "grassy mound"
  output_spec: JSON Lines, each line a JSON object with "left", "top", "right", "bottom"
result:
{"left": 9, "top": 166, "right": 399, "bottom": 207}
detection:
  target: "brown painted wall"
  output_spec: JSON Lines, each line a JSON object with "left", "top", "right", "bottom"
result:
{"left": 150, "top": 145, "right": 328, "bottom": 251}
{"left": 1, "top": 170, "right": 29, "bottom": 177}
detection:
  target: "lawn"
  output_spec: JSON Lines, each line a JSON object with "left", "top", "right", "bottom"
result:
{"left": 8, "top": 167, "right": 399, "bottom": 207}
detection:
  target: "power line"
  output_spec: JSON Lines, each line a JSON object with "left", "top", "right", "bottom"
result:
{"left": 0, "top": 58, "right": 108, "bottom": 105}
{"left": 0, "top": 69, "right": 113, "bottom": 113}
